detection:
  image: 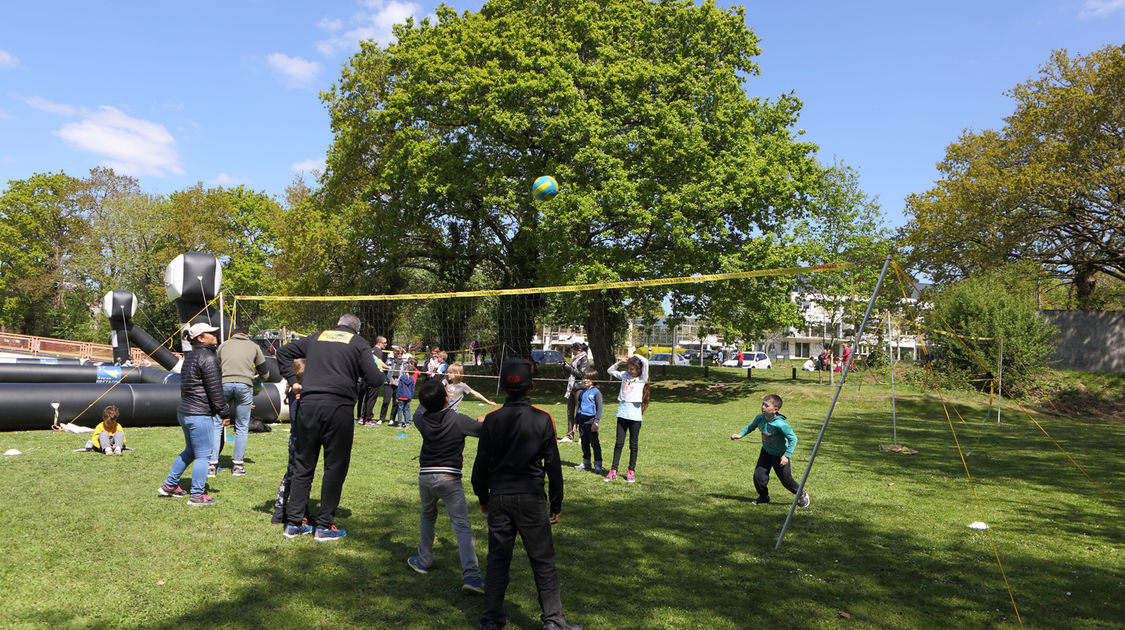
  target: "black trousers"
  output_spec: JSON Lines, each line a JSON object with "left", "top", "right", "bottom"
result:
{"left": 753, "top": 448, "right": 800, "bottom": 501}
{"left": 481, "top": 493, "right": 565, "bottom": 629}
{"left": 286, "top": 396, "right": 355, "bottom": 529}
{"left": 378, "top": 383, "right": 397, "bottom": 421}
{"left": 611, "top": 418, "right": 642, "bottom": 472}
{"left": 576, "top": 414, "right": 601, "bottom": 464}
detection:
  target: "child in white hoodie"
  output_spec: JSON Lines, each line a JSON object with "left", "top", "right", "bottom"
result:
{"left": 604, "top": 354, "right": 649, "bottom": 483}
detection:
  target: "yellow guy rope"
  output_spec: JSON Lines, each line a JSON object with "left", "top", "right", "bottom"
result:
{"left": 67, "top": 297, "right": 221, "bottom": 427}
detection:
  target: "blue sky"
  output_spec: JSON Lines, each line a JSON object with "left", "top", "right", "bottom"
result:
{"left": 1, "top": 0, "right": 1122, "bottom": 230}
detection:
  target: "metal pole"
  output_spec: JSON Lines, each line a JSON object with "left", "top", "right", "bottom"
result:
{"left": 494, "top": 342, "right": 508, "bottom": 398}
{"left": 997, "top": 336, "right": 1003, "bottom": 424}
{"left": 776, "top": 254, "right": 893, "bottom": 550}
{"left": 889, "top": 319, "right": 897, "bottom": 446}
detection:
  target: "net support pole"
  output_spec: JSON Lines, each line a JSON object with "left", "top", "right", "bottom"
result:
{"left": 775, "top": 254, "right": 892, "bottom": 550}
{"left": 997, "top": 335, "right": 1003, "bottom": 424}
{"left": 889, "top": 318, "right": 897, "bottom": 446}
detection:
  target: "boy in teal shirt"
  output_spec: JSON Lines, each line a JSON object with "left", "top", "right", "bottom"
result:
{"left": 731, "top": 394, "right": 810, "bottom": 507}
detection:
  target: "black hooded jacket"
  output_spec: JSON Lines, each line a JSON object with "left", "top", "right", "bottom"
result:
{"left": 414, "top": 406, "right": 482, "bottom": 474}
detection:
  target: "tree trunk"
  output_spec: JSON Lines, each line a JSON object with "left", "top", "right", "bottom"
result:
{"left": 584, "top": 290, "right": 626, "bottom": 380}
{"left": 1073, "top": 263, "right": 1098, "bottom": 309}
{"left": 497, "top": 292, "right": 541, "bottom": 362}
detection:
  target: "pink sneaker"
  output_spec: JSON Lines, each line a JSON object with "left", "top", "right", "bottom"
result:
{"left": 626, "top": 470, "right": 635, "bottom": 483}
{"left": 603, "top": 469, "right": 618, "bottom": 482}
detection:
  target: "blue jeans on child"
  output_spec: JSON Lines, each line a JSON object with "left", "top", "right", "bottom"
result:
{"left": 417, "top": 472, "right": 481, "bottom": 580}
{"left": 165, "top": 411, "right": 214, "bottom": 495}
{"left": 394, "top": 399, "right": 412, "bottom": 427}
{"left": 222, "top": 382, "right": 254, "bottom": 464}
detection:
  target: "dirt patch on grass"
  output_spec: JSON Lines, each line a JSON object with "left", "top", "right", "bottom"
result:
{"left": 1025, "top": 382, "right": 1125, "bottom": 420}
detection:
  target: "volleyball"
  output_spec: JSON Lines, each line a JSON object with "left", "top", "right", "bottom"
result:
{"left": 532, "top": 175, "right": 558, "bottom": 201}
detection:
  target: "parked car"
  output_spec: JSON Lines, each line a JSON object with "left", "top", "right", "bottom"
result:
{"left": 648, "top": 352, "right": 690, "bottom": 366}
{"left": 722, "top": 351, "right": 771, "bottom": 369}
{"left": 530, "top": 349, "right": 565, "bottom": 365}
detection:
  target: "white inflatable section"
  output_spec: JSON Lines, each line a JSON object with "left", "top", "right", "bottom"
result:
{"left": 164, "top": 253, "right": 185, "bottom": 301}
{"left": 100, "top": 290, "right": 137, "bottom": 319}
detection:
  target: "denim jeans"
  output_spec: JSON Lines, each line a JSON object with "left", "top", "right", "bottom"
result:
{"left": 481, "top": 493, "right": 565, "bottom": 629}
{"left": 165, "top": 411, "right": 214, "bottom": 495}
{"left": 417, "top": 473, "right": 481, "bottom": 580}
{"left": 394, "top": 399, "right": 412, "bottom": 426}
{"left": 222, "top": 382, "right": 254, "bottom": 463}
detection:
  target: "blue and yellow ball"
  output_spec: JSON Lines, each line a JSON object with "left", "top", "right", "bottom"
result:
{"left": 532, "top": 175, "right": 558, "bottom": 201}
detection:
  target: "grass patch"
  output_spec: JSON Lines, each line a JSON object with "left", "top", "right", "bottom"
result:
{"left": 1, "top": 369, "right": 1121, "bottom": 629}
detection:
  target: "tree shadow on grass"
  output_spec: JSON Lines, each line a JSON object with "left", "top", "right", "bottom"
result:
{"left": 37, "top": 477, "right": 1109, "bottom": 630}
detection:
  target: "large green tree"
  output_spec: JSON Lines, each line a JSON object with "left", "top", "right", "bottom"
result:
{"left": 322, "top": 0, "right": 826, "bottom": 367}
{"left": 901, "top": 45, "right": 1125, "bottom": 309}
{"left": 0, "top": 172, "right": 91, "bottom": 338}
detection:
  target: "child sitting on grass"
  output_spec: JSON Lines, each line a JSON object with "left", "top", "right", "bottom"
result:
{"left": 92, "top": 405, "right": 126, "bottom": 456}
{"left": 730, "top": 393, "right": 810, "bottom": 507}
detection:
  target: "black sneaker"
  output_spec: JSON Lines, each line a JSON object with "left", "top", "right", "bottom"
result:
{"left": 751, "top": 497, "right": 770, "bottom": 505}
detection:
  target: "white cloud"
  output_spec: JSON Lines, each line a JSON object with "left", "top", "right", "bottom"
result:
{"left": 318, "top": 17, "right": 343, "bottom": 31}
{"left": 291, "top": 158, "right": 326, "bottom": 173}
{"left": 0, "top": 49, "right": 19, "bottom": 68}
{"left": 24, "top": 96, "right": 78, "bottom": 116}
{"left": 316, "top": 0, "right": 422, "bottom": 57}
{"left": 0, "top": 109, "right": 13, "bottom": 120}
{"left": 212, "top": 172, "right": 253, "bottom": 186}
{"left": 55, "top": 106, "right": 182, "bottom": 177}
{"left": 1080, "top": 0, "right": 1125, "bottom": 17}
{"left": 267, "top": 52, "right": 322, "bottom": 87}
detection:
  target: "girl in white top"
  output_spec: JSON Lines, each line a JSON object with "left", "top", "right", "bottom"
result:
{"left": 604, "top": 353, "right": 649, "bottom": 483}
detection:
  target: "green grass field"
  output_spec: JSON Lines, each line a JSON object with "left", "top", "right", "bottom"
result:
{"left": 1, "top": 367, "right": 1121, "bottom": 629}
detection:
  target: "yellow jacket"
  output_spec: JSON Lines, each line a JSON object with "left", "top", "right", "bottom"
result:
{"left": 92, "top": 422, "right": 126, "bottom": 445}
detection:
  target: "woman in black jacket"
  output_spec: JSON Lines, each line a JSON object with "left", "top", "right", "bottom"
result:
{"left": 158, "top": 323, "right": 231, "bottom": 506}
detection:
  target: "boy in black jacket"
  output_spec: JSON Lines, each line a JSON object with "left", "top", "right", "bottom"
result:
{"left": 471, "top": 359, "right": 582, "bottom": 630}
{"left": 408, "top": 379, "right": 485, "bottom": 594}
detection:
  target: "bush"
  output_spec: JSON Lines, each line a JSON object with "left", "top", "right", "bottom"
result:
{"left": 924, "top": 263, "right": 1057, "bottom": 396}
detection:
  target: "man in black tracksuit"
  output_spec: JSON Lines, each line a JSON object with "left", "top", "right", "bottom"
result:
{"left": 277, "top": 314, "right": 385, "bottom": 541}
{"left": 471, "top": 359, "right": 581, "bottom": 630}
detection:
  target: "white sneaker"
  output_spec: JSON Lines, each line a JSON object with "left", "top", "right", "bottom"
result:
{"left": 574, "top": 462, "right": 589, "bottom": 471}
{"left": 113, "top": 445, "right": 123, "bottom": 456}
{"left": 798, "top": 492, "right": 811, "bottom": 507}
{"left": 559, "top": 437, "right": 573, "bottom": 443}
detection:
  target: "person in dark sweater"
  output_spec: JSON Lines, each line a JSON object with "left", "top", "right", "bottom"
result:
{"left": 407, "top": 379, "right": 485, "bottom": 594}
{"left": 471, "top": 359, "right": 582, "bottom": 630}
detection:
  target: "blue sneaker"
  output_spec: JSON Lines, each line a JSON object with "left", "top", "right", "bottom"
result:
{"left": 282, "top": 523, "right": 314, "bottom": 538}
{"left": 462, "top": 575, "right": 485, "bottom": 594}
{"left": 314, "top": 525, "right": 347, "bottom": 542}
{"left": 407, "top": 556, "right": 429, "bottom": 574}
